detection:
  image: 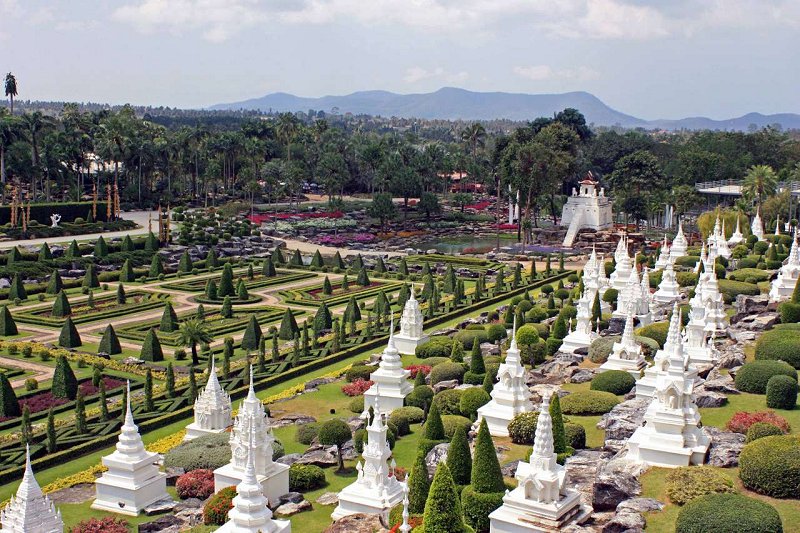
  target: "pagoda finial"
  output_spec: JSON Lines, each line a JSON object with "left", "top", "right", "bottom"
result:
{"left": 509, "top": 315, "right": 518, "bottom": 351}
{"left": 124, "top": 379, "right": 134, "bottom": 427}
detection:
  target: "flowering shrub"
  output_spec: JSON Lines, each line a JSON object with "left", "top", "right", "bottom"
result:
{"left": 176, "top": 469, "right": 216, "bottom": 499}
{"left": 275, "top": 218, "right": 356, "bottom": 232}
{"left": 726, "top": 411, "right": 791, "bottom": 434}
{"left": 249, "top": 211, "right": 343, "bottom": 224}
{"left": 341, "top": 379, "right": 374, "bottom": 397}
{"left": 71, "top": 516, "right": 129, "bottom": 533}
{"left": 405, "top": 365, "right": 431, "bottom": 378}
{"left": 146, "top": 430, "right": 188, "bottom": 454}
{"left": 18, "top": 392, "right": 69, "bottom": 415}
{"left": 79, "top": 377, "right": 125, "bottom": 396}
{"left": 204, "top": 486, "right": 236, "bottom": 525}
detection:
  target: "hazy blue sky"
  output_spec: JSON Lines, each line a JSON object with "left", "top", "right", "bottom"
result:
{"left": 1, "top": 0, "right": 797, "bottom": 119}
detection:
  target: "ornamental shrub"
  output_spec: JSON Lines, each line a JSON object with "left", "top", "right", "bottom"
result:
{"left": 635, "top": 321, "right": 670, "bottom": 348}
{"left": 459, "top": 387, "right": 490, "bottom": 420}
{"left": 71, "top": 517, "right": 129, "bottom": 533}
{"left": 717, "top": 279, "right": 760, "bottom": 304}
{"left": 442, "top": 415, "right": 472, "bottom": 440}
{"left": 313, "top": 301, "right": 333, "bottom": 333}
{"left": 296, "top": 423, "right": 320, "bottom": 445}
{"left": 0, "top": 373, "right": 20, "bottom": 417}
{"left": 424, "top": 463, "right": 472, "bottom": 533}
{"left": 565, "top": 422, "right": 586, "bottom": 449}
{"left": 218, "top": 263, "right": 235, "bottom": 297}
{"left": 433, "top": 389, "right": 463, "bottom": 416}
{"left": 345, "top": 365, "right": 373, "bottom": 382}
{"left": 560, "top": 390, "right": 619, "bottom": 415}
{"left": 176, "top": 469, "right": 215, "bottom": 499}
{"left": 454, "top": 329, "right": 489, "bottom": 350}
{"left": 405, "top": 385, "right": 434, "bottom": 410}
{"left": 550, "top": 394, "right": 567, "bottom": 454}
{"left": 675, "top": 494, "right": 782, "bottom": 533}
{"left": 9, "top": 273, "right": 26, "bottom": 300}
{"left": 318, "top": 419, "right": 352, "bottom": 471}
{"left": 754, "top": 328, "right": 800, "bottom": 368}
{"left": 165, "top": 433, "right": 232, "bottom": 471}
{"left": 289, "top": 463, "right": 326, "bottom": 492}
{"left": 52, "top": 355, "right": 78, "bottom": 399}
{"left": 766, "top": 375, "right": 798, "bottom": 410}
{"left": 262, "top": 257, "right": 276, "bottom": 277}
{"left": 278, "top": 308, "right": 299, "bottom": 340}
{"left": 0, "top": 305, "right": 18, "bottom": 335}
{"left": 236, "top": 279, "right": 249, "bottom": 300}
{"left": 429, "top": 362, "right": 465, "bottom": 385}
{"left": 508, "top": 412, "right": 538, "bottom": 444}
{"left": 745, "top": 422, "right": 785, "bottom": 443}
{"left": 392, "top": 406, "right": 425, "bottom": 425}
{"left": 447, "top": 425, "right": 472, "bottom": 486}
{"left": 462, "top": 419, "right": 505, "bottom": 531}
{"left": 591, "top": 370, "right": 636, "bottom": 395}
{"left": 739, "top": 434, "right": 800, "bottom": 498}
{"left": 416, "top": 336, "right": 454, "bottom": 359}
{"left": 461, "top": 485, "right": 504, "bottom": 533}
{"left": 408, "top": 451, "right": 431, "bottom": 514}
{"left": 160, "top": 302, "right": 179, "bottom": 332}
{"left": 99, "top": 324, "right": 122, "bottom": 355}
{"left": 58, "top": 317, "right": 82, "bottom": 348}
{"left": 203, "top": 486, "right": 236, "bottom": 525}
{"left": 82, "top": 264, "right": 99, "bottom": 289}
{"left": 341, "top": 379, "right": 373, "bottom": 397}
{"left": 140, "top": 328, "right": 164, "bottom": 362}
{"left": 729, "top": 268, "right": 771, "bottom": 282}
{"left": 178, "top": 250, "right": 193, "bottom": 273}
{"left": 241, "top": 314, "right": 263, "bottom": 352}
{"left": 665, "top": 466, "right": 736, "bottom": 505}
{"left": 734, "top": 360, "right": 797, "bottom": 393}
{"left": 726, "top": 410, "right": 790, "bottom": 434}
{"left": 46, "top": 270, "right": 63, "bottom": 294}
{"left": 220, "top": 296, "right": 233, "bottom": 318}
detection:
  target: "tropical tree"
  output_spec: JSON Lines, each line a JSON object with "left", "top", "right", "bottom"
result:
{"left": 4, "top": 73, "right": 17, "bottom": 114}
{"left": 178, "top": 318, "right": 213, "bottom": 366}
{"left": 743, "top": 164, "right": 778, "bottom": 207}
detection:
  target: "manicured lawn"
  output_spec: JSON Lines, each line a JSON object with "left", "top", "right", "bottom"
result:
{"left": 700, "top": 392, "right": 800, "bottom": 434}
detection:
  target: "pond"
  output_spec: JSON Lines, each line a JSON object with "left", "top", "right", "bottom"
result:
{"left": 411, "top": 235, "right": 515, "bottom": 254}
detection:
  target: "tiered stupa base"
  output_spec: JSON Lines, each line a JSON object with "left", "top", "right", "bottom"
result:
{"left": 214, "top": 463, "right": 289, "bottom": 507}
{"left": 330, "top": 481, "right": 404, "bottom": 521}
{"left": 184, "top": 423, "right": 228, "bottom": 442}
{"left": 392, "top": 333, "right": 429, "bottom": 356}
{"left": 488, "top": 490, "right": 591, "bottom": 533}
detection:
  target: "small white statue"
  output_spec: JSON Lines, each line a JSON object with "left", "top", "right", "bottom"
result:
{"left": 50, "top": 214, "right": 61, "bottom": 228}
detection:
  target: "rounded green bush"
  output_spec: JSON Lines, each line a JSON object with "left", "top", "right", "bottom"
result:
{"left": 778, "top": 301, "right": 800, "bottom": 324}
{"left": 348, "top": 396, "right": 365, "bottom": 413}
{"left": 441, "top": 415, "right": 472, "bottom": 440}
{"left": 454, "top": 330, "right": 489, "bottom": 349}
{"left": 525, "top": 306, "right": 548, "bottom": 323}
{"left": 635, "top": 321, "right": 669, "bottom": 348}
{"left": 416, "top": 336, "right": 454, "bottom": 359}
{"left": 459, "top": 388, "right": 490, "bottom": 421}
{"left": 591, "top": 370, "right": 636, "bottom": 395}
{"left": 739, "top": 434, "right": 800, "bottom": 498}
{"left": 296, "top": 423, "right": 320, "bottom": 445}
{"left": 508, "top": 412, "right": 538, "bottom": 444}
{"left": 745, "top": 422, "right": 785, "bottom": 443}
{"left": 676, "top": 271, "right": 698, "bottom": 287}
{"left": 345, "top": 365, "right": 374, "bottom": 382}
{"left": 433, "top": 389, "right": 463, "bottom": 415}
{"left": 735, "top": 360, "right": 798, "bottom": 393}
{"left": 388, "top": 410, "right": 411, "bottom": 436}
{"left": 588, "top": 336, "right": 618, "bottom": 364}
{"left": 289, "top": 464, "right": 326, "bottom": 492}
{"left": 560, "top": 390, "right": 620, "bottom": 415}
{"left": 164, "top": 433, "right": 231, "bottom": 471}
{"left": 729, "top": 268, "right": 771, "bottom": 283}
{"left": 766, "top": 375, "right": 798, "bottom": 410}
{"left": 405, "top": 385, "right": 434, "bottom": 410}
{"left": 391, "top": 406, "right": 425, "bottom": 424}
{"left": 675, "top": 494, "right": 782, "bottom": 533}
{"left": 424, "top": 357, "right": 450, "bottom": 367}
{"left": 717, "top": 280, "right": 760, "bottom": 304}
{"left": 755, "top": 328, "right": 800, "bottom": 368}
{"left": 429, "top": 362, "right": 466, "bottom": 385}
{"left": 665, "top": 466, "right": 736, "bottom": 505}
{"left": 564, "top": 422, "right": 586, "bottom": 449}
{"left": 485, "top": 324, "right": 507, "bottom": 343}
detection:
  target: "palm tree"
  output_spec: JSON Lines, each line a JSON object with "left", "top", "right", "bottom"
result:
{"left": 0, "top": 108, "right": 19, "bottom": 186}
{"left": 21, "top": 112, "right": 56, "bottom": 198}
{"left": 178, "top": 318, "right": 212, "bottom": 366}
{"left": 4, "top": 73, "right": 17, "bottom": 114}
{"left": 743, "top": 164, "right": 778, "bottom": 207}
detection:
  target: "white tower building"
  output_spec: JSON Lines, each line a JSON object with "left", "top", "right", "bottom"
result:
{"left": 769, "top": 231, "right": 800, "bottom": 302}
{"left": 364, "top": 316, "right": 413, "bottom": 415}
{"left": 185, "top": 357, "right": 233, "bottom": 441}
{"left": 393, "top": 291, "right": 429, "bottom": 354}
{"left": 0, "top": 446, "right": 63, "bottom": 533}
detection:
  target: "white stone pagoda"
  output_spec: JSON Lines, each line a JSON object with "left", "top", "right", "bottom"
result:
{"left": 670, "top": 222, "right": 688, "bottom": 259}
{"left": 582, "top": 246, "right": 609, "bottom": 311}
{"left": 682, "top": 304, "right": 717, "bottom": 366}
{"left": 599, "top": 303, "right": 646, "bottom": 377}
{"left": 214, "top": 369, "right": 289, "bottom": 506}
{"left": 331, "top": 393, "right": 404, "bottom": 521}
{"left": 769, "top": 230, "right": 800, "bottom": 302}
{"left": 627, "top": 309, "right": 710, "bottom": 467}
{"left": 609, "top": 246, "right": 634, "bottom": 294}
{"left": 489, "top": 395, "right": 591, "bottom": 532}
{"left": 775, "top": 216, "right": 781, "bottom": 236}
{"left": 364, "top": 316, "right": 413, "bottom": 415}
{"left": 614, "top": 267, "right": 650, "bottom": 324}
{"left": 393, "top": 291, "right": 429, "bottom": 355}
{"left": 0, "top": 446, "right": 63, "bottom": 533}
{"left": 654, "top": 235, "right": 671, "bottom": 270}
{"left": 653, "top": 258, "right": 681, "bottom": 309}
{"left": 476, "top": 319, "right": 534, "bottom": 437}
{"left": 560, "top": 290, "right": 598, "bottom": 354}
{"left": 185, "top": 356, "right": 233, "bottom": 441}
{"left": 560, "top": 174, "right": 613, "bottom": 247}
{"left": 717, "top": 220, "right": 732, "bottom": 259}
{"left": 635, "top": 305, "right": 698, "bottom": 400}
{"left": 752, "top": 206, "right": 765, "bottom": 241}
{"left": 728, "top": 215, "right": 745, "bottom": 246}
{"left": 92, "top": 382, "right": 170, "bottom": 516}
{"left": 699, "top": 270, "right": 727, "bottom": 333}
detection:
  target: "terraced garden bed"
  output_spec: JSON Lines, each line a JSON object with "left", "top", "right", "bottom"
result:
{"left": 12, "top": 291, "right": 171, "bottom": 327}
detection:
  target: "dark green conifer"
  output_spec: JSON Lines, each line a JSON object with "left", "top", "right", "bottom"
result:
{"left": 58, "top": 317, "right": 82, "bottom": 348}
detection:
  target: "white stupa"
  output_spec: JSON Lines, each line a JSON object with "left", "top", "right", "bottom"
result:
{"left": 582, "top": 246, "right": 609, "bottom": 311}
{"left": 393, "top": 291, "right": 429, "bottom": 355}
{"left": 92, "top": 382, "right": 170, "bottom": 516}
{"left": 0, "top": 446, "right": 63, "bottom": 533}
{"left": 752, "top": 206, "right": 765, "bottom": 241}
{"left": 653, "top": 258, "right": 681, "bottom": 309}
{"left": 214, "top": 369, "right": 289, "bottom": 506}
{"left": 699, "top": 270, "right": 727, "bottom": 333}
{"left": 610, "top": 250, "right": 634, "bottom": 295}
{"left": 728, "top": 215, "right": 745, "bottom": 246}
{"left": 635, "top": 305, "right": 698, "bottom": 399}
{"left": 489, "top": 395, "right": 592, "bottom": 532}
{"left": 476, "top": 319, "right": 534, "bottom": 437}
{"left": 769, "top": 230, "right": 800, "bottom": 302}
{"left": 654, "top": 235, "right": 671, "bottom": 270}
{"left": 614, "top": 233, "right": 629, "bottom": 264}
{"left": 694, "top": 244, "right": 707, "bottom": 274}
{"left": 670, "top": 221, "right": 688, "bottom": 259}
{"left": 599, "top": 303, "right": 646, "bottom": 377}
{"left": 775, "top": 216, "right": 781, "bottom": 236}
{"left": 638, "top": 265, "right": 652, "bottom": 322}
{"left": 717, "top": 219, "right": 731, "bottom": 259}
{"left": 364, "top": 315, "right": 413, "bottom": 415}
{"left": 627, "top": 309, "right": 711, "bottom": 467}
{"left": 215, "top": 424, "right": 291, "bottom": 533}
{"left": 185, "top": 356, "right": 233, "bottom": 441}
{"left": 560, "top": 290, "right": 598, "bottom": 354}
{"left": 331, "top": 391, "right": 404, "bottom": 521}
{"left": 614, "top": 267, "right": 644, "bottom": 320}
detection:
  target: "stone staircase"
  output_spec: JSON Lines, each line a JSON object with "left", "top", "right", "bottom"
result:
{"left": 562, "top": 211, "right": 584, "bottom": 247}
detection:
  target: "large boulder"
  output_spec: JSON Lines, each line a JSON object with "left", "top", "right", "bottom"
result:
{"left": 433, "top": 380, "right": 459, "bottom": 393}
{"left": 693, "top": 387, "right": 727, "bottom": 408}
{"left": 592, "top": 460, "right": 644, "bottom": 511}
{"left": 425, "top": 443, "right": 449, "bottom": 476}
{"left": 601, "top": 511, "right": 645, "bottom": 533}
{"left": 566, "top": 450, "right": 614, "bottom": 506}
{"left": 275, "top": 499, "right": 312, "bottom": 516}
{"left": 703, "top": 426, "right": 745, "bottom": 467}
{"left": 325, "top": 513, "right": 389, "bottom": 533}
{"left": 597, "top": 398, "right": 649, "bottom": 442}
{"left": 296, "top": 447, "right": 338, "bottom": 468}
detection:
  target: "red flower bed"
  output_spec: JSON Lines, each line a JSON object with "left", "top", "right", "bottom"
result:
{"left": 71, "top": 517, "right": 129, "bottom": 533}
{"left": 176, "top": 469, "right": 216, "bottom": 499}
{"left": 494, "top": 223, "right": 517, "bottom": 230}
{"left": 17, "top": 377, "right": 125, "bottom": 417}
{"left": 465, "top": 201, "right": 492, "bottom": 210}
{"left": 726, "top": 410, "right": 791, "bottom": 434}
{"left": 341, "top": 379, "right": 374, "bottom": 397}
{"left": 79, "top": 376, "right": 126, "bottom": 396}
{"left": 405, "top": 365, "right": 431, "bottom": 378}
{"left": 204, "top": 486, "right": 236, "bottom": 525}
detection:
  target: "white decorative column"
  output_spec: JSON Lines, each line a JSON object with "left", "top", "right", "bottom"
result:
{"left": 560, "top": 290, "right": 597, "bottom": 354}
{"left": 92, "top": 382, "right": 170, "bottom": 516}
{"left": 728, "top": 215, "right": 744, "bottom": 246}
{"left": 599, "top": 303, "right": 646, "bottom": 377}
{"left": 332, "top": 394, "right": 404, "bottom": 521}
{"left": 185, "top": 357, "right": 233, "bottom": 441}
{"left": 717, "top": 220, "right": 731, "bottom": 259}
{"left": 393, "top": 293, "right": 430, "bottom": 355}
{"left": 1, "top": 446, "right": 63, "bottom": 533}
{"left": 489, "top": 394, "right": 591, "bottom": 532}
{"left": 365, "top": 316, "right": 413, "bottom": 415}
{"left": 670, "top": 221, "right": 688, "bottom": 259}
{"left": 627, "top": 309, "right": 711, "bottom": 467}
{"left": 476, "top": 319, "right": 534, "bottom": 437}
{"left": 654, "top": 235, "right": 671, "bottom": 270}
{"left": 214, "top": 369, "right": 289, "bottom": 506}
{"left": 215, "top": 424, "right": 291, "bottom": 533}
{"left": 752, "top": 207, "right": 765, "bottom": 241}
{"left": 769, "top": 231, "right": 800, "bottom": 302}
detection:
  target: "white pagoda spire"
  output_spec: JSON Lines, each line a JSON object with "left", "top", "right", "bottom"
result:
{"left": 752, "top": 206, "right": 765, "bottom": 241}
{"left": 670, "top": 221, "right": 688, "bottom": 259}
{"left": 728, "top": 214, "right": 744, "bottom": 246}
{"left": 600, "top": 302, "right": 645, "bottom": 377}
{"left": 365, "top": 313, "right": 413, "bottom": 415}
{"left": 636, "top": 303, "right": 697, "bottom": 399}
{"left": 653, "top": 257, "right": 680, "bottom": 310}
{"left": 185, "top": 356, "right": 233, "bottom": 441}
{"left": 654, "top": 234, "right": 671, "bottom": 269}
{"left": 395, "top": 288, "right": 429, "bottom": 354}
{"left": 1, "top": 445, "right": 63, "bottom": 533}
{"left": 717, "top": 219, "right": 731, "bottom": 259}
{"left": 561, "top": 288, "right": 598, "bottom": 354}
{"left": 769, "top": 229, "right": 800, "bottom": 302}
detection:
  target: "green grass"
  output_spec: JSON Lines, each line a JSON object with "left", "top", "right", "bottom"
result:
{"left": 699, "top": 392, "right": 800, "bottom": 434}
{"left": 57, "top": 487, "right": 181, "bottom": 532}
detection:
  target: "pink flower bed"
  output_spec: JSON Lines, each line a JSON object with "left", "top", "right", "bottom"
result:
{"left": 495, "top": 223, "right": 517, "bottom": 230}
{"left": 405, "top": 365, "right": 431, "bottom": 378}
{"left": 17, "top": 377, "right": 125, "bottom": 416}
{"left": 342, "top": 379, "right": 374, "bottom": 397}
{"left": 466, "top": 201, "right": 492, "bottom": 210}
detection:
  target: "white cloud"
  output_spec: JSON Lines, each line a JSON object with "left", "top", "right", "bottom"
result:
{"left": 513, "top": 65, "right": 600, "bottom": 82}
{"left": 404, "top": 66, "right": 469, "bottom": 84}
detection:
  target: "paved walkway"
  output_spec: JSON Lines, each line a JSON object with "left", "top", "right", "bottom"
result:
{"left": 0, "top": 356, "right": 54, "bottom": 388}
{"left": 0, "top": 210, "right": 156, "bottom": 249}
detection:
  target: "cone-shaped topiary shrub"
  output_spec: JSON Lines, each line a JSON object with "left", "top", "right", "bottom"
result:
{"left": 311, "top": 250, "right": 324, "bottom": 268}
{"left": 38, "top": 242, "right": 52, "bottom": 261}
{"left": 99, "top": 324, "right": 122, "bottom": 355}
{"left": 66, "top": 240, "right": 80, "bottom": 258}
{"left": 220, "top": 296, "right": 233, "bottom": 319}
{"left": 149, "top": 254, "right": 164, "bottom": 277}
{"left": 218, "top": 264, "right": 234, "bottom": 297}
{"left": 179, "top": 251, "right": 193, "bottom": 273}
{"left": 313, "top": 301, "right": 333, "bottom": 333}
{"left": 160, "top": 302, "right": 179, "bottom": 332}
{"left": 141, "top": 327, "right": 164, "bottom": 362}
{"left": 52, "top": 355, "right": 78, "bottom": 399}
{"left": 46, "top": 271, "right": 63, "bottom": 295}
{"left": 82, "top": 264, "right": 99, "bottom": 289}
{"left": 236, "top": 279, "right": 248, "bottom": 300}
{"left": 462, "top": 419, "right": 506, "bottom": 532}
{"left": 51, "top": 290, "right": 71, "bottom": 318}
{"left": 0, "top": 306, "right": 18, "bottom": 336}
{"left": 94, "top": 236, "right": 108, "bottom": 257}
{"left": 9, "top": 273, "right": 27, "bottom": 300}
{"left": 119, "top": 259, "right": 135, "bottom": 282}
{"left": 241, "top": 315, "right": 262, "bottom": 352}
{"left": 447, "top": 425, "right": 472, "bottom": 486}
{"left": 262, "top": 257, "right": 276, "bottom": 277}
{"left": 278, "top": 308, "right": 299, "bottom": 340}
{"left": 0, "top": 373, "right": 20, "bottom": 417}
{"left": 408, "top": 451, "right": 430, "bottom": 514}
{"left": 121, "top": 234, "right": 135, "bottom": 252}
{"left": 424, "top": 463, "right": 472, "bottom": 533}
{"left": 58, "top": 317, "right": 82, "bottom": 348}
{"left": 145, "top": 232, "right": 160, "bottom": 252}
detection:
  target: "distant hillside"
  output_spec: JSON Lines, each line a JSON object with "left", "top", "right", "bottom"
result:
{"left": 211, "top": 87, "right": 800, "bottom": 131}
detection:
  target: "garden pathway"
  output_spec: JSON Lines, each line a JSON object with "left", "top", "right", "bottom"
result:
{"left": 0, "top": 356, "right": 54, "bottom": 388}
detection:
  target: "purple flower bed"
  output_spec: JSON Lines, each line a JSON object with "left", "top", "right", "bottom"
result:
{"left": 15, "top": 377, "right": 126, "bottom": 417}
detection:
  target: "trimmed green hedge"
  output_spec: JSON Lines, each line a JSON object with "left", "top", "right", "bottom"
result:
{"left": 289, "top": 464, "right": 326, "bottom": 492}
{"left": 739, "top": 434, "right": 800, "bottom": 498}
{"left": 717, "top": 280, "right": 760, "bottom": 304}
{"left": 766, "top": 375, "right": 798, "bottom": 410}
{"left": 754, "top": 328, "right": 800, "bottom": 368}
{"left": 591, "top": 370, "right": 635, "bottom": 395}
{"left": 635, "top": 321, "right": 669, "bottom": 348}
{"left": 560, "top": 390, "right": 619, "bottom": 415}
{"left": 734, "top": 360, "right": 798, "bottom": 394}
{"left": 665, "top": 466, "right": 736, "bottom": 505}
{"left": 675, "top": 494, "right": 783, "bottom": 533}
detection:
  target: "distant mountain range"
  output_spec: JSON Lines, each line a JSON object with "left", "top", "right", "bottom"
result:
{"left": 210, "top": 87, "right": 800, "bottom": 131}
